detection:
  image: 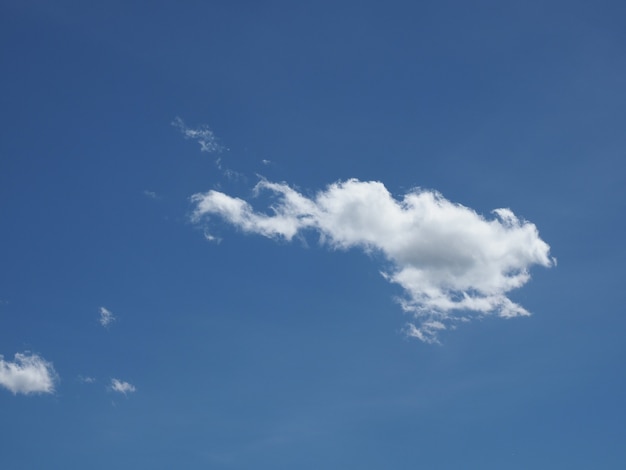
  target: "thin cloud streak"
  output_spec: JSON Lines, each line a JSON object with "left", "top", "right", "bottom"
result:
{"left": 191, "top": 178, "right": 554, "bottom": 342}
{"left": 173, "top": 117, "right": 240, "bottom": 179}
{"left": 0, "top": 352, "right": 57, "bottom": 395}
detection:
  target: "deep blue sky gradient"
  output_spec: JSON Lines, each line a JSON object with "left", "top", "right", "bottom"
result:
{"left": 1, "top": 1, "right": 625, "bottom": 468}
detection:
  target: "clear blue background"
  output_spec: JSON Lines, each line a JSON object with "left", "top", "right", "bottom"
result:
{"left": 1, "top": 1, "right": 625, "bottom": 468}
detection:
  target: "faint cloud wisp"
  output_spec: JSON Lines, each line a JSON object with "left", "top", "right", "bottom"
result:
{"left": 172, "top": 117, "right": 224, "bottom": 154}
{"left": 110, "top": 378, "right": 136, "bottom": 395}
{"left": 173, "top": 117, "right": 242, "bottom": 179}
{"left": 99, "top": 307, "right": 115, "bottom": 327}
{"left": 191, "top": 178, "right": 555, "bottom": 343}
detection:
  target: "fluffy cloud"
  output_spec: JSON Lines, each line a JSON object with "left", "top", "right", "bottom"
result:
{"left": 0, "top": 352, "right": 57, "bottom": 395}
{"left": 99, "top": 307, "right": 115, "bottom": 327}
{"left": 110, "top": 378, "right": 136, "bottom": 395}
{"left": 172, "top": 117, "right": 223, "bottom": 154}
{"left": 191, "top": 178, "right": 554, "bottom": 342}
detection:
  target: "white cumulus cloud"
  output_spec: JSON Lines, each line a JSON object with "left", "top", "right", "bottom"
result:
{"left": 0, "top": 352, "right": 57, "bottom": 395}
{"left": 191, "top": 178, "right": 554, "bottom": 342}
{"left": 110, "top": 378, "right": 136, "bottom": 395}
{"left": 99, "top": 306, "right": 115, "bottom": 327}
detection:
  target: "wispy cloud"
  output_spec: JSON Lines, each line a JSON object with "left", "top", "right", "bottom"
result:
{"left": 0, "top": 352, "right": 57, "bottom": 395}
{"left": 191, "top": 178, "right": 554, "bottom": 342}
{"left": 99, "top": 307, "right": 115, "bottom": 327}
{"left": 143, "top": 190, "right": 159, "bottom": 199}
{"left": 173, "top": 116, "right": 245, "bottom": 183}
{"left": 203, "top": 230, "right": 222, "bottom": 244}
{"left": 110, "top": 378, "right": 136, "bottom": 395}
{"left": 78, "top": 375, "right": 96, "bottom": 384}
{"left": 172, "top": 116, "right": 223, "bottom": 154}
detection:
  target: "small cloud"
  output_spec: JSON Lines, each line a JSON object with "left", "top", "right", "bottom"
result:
{"left": 261, "top": 159, "right": 272, "bottom": 166}
{"left": 78, "top": 375, "right": 96, "bottom": 384}
{"left": 0, "top": 352, "right": 58, "bottom": 395}
{"left": 99, "top": 307, "right": 115, "bottom": 327}
{"left": 203, "top": 231, "right": 222, "bottom": 244}
{"left": 143, "top": 190, "right": 159, "bottom": 199}
{"left": 404, "top": 321, "right": 446, "bottom": 344}
{"left": 172, "top": 116, "right": 224, "bottom": 154}
{"left": 110, "top": 378, "right": 136, "bottom": 395}
{"left": 173, "top": 117, "right": 243, "bottom": 180}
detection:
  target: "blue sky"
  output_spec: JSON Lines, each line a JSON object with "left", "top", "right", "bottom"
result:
{"left": 1, "top": 1, "right": 625, "bottom": 468}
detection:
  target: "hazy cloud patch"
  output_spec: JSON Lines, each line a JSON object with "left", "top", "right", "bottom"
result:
{"left": 172, "top": 117, "right": 224, "bottom": 154}
{"left": 99, "top": 307, "right": 115, "bottom": 327}
{"left": 110, "top": 378, "right": 136, "bottom": 395}
{"left": 191, "top": 178, "right": 554, "bottom": 342}
{"left": 203, "top": 230, "right": 222, "bottom": 243}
